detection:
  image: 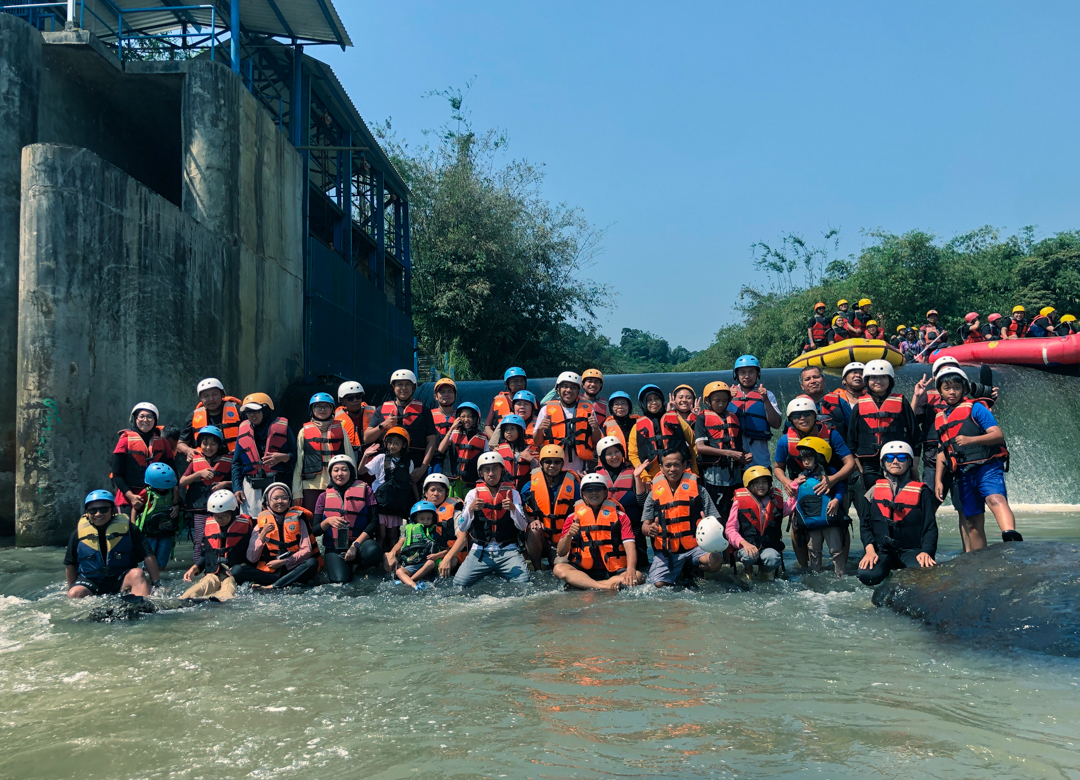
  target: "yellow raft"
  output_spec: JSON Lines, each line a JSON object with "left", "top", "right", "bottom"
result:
{"left": 788, "top": 338, "right": 906, "bottom": 370}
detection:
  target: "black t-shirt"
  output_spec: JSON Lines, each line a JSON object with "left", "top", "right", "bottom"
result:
{"left": 368, "top": 401, "right": 437, "bottom": 464}
{"left": 65, "top": 520, "right": 151, "bottom": 567}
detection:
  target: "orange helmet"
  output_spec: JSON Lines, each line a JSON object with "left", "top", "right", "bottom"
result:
{"left": 384, "top": 426, "right": 411, "bottom": 446}
{"left": 539, "top": 444, "right": 565, "bottom": 461}
{"left": 814, "top": 301, "right": 826, "bottom": 311}
{"left": 241, "top": 392, "right": 274, "bottom": 411}
{"left": 582, "top": 368, "right": 604, "bottom": 381}
{"left": 434, "top": 377, "right": 457, "bottom": 392}
{"left": 703, "top": 381, "right": 731, "bottom": 399}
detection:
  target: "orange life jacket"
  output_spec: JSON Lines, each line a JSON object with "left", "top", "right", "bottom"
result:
{"left": 567, "top": 499, "right": 627, "bottom": 573}
{"left": 335, "top": 405, "right": 374, "bottom": 447}
{"left": 527, "top": 470, "right": 579, "bottom": 545}
{"left": 697, "top": 410, "right": 740, "bottom": 467}
{"left": 934, "top": 401, "right": 1009, "bottom": 473}
{"left": 120, "top": 429, "right": 167, "bottom": 468}
{"left": 853, "top": 393, "right": 907, "bottom": 457}
{"left": 255, "top": 507, "right": 313, "bottom": 572}
{"left": 322, "top": 482, "right": 373, "bottom": 550}
{"left": 543, "top": 401, "right": 596, "bottom": 463}
{"left": 203, "top": 515, "right": 252, "bottom": 574}
{"left": 436, "top": 499, "right": 467, "bottom": 563}
{"left": 300, "top": 420, "right": 346, "bottom": 480}
{"left": 871, "top": 479, "right": 924, "bottom": 524}
{"left": 650, "top": 472, "right": 701, "bottom": 553}
{"left": 1006, "top": 318, "right": 1027, "bottom": 338}
{"left": 490, "top": 392, "right": 513, "bottom": 424}
{"left": 191, "top": 397, "right": 242, "bottom": 453}
{"left": 734, "top": 486, "right": 784, "bottom": 550}
{"left": 379, "top": 400, "right": 424, "bottom": 428}
{"left": 602, "top": 415, "right": 635, "bottom": 452}
{"left": 235, "top": 418, "right": 291, "bottom": 478}
{"left": 190, "top": 449, "right": 233, "bottom": 486}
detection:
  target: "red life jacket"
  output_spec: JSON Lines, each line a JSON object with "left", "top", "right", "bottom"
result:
{"left": 300, "top": 421, "right": 346, "bottom": 480}
{"left": 810, "top": 315, "right": 831, "bottom": 344}
{"left": 190, "top": 449, "right": 233, "bottom": 486}
{"left": 120, "top": 429, "right": 167, "bottom": 468}
{"left": 600, "top": 465, "right": 635, "bottom": 508}
{"left": 872, "top": 479, "right": 924, "bottom": 524}
{"left": 495, "top": 442, "right": 532, "bottom": 487}
{"left": 322, "top": 482, "right": 373, "bottom": 549}
{"left": 543, "top": 401, "right": 596, "bottom": 463}
{"left": 527, "top": 470, "right": 578, "bottom": 545}
{"left": 567, "top": 499, "right": 627, "bottom": 573}
{"left": 783, "top": 422, "right": 833, "bottom": 475}
{"left": 730, "top": 386, "right": 771, "bottom": 440}
{"left": 819, "top": 392, "right": 843, "bottom": 423}
{"left": 379, "top": 400, "right": 424, "bottom": 428}
{"left": 934, "top": 401, "right": 1009, "bottom": 473}
{"left": 633, "top": 413, "right": 684, "bottom": 462}
{"left": 1006, "top": 318, "right": 1027, "bottom": 338}
{"left": 450, "top": 430, "right": 487, "bottom": 462}
{"left": 853, "top": 393, "right": 906, "bottom": 457}
{"left": 203, "top": 515, "right": 252, "bottom": 573}
{"left": 734, "top": 486, "right": 784, "bottom": 550}
{"left": 470, "top": 482, "right": 519, "bottom": 547}
{"left": 431, "top": 408, "right": 456, "bottom": 438}
{"left": 236, "top": 418, "right": 291, "bottom": 478}
{"left": 191, "top": 398, "right": 243, "bottom": 453}
{"left": 698, "top": 410, "right": 740, "bottom": 467}
{"left": 436, "top": 499, "right": 467, "bottom": 563}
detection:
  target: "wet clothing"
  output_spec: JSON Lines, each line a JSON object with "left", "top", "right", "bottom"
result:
{"left": 454, "top": 484, "right": 530, "bottom": 586}
{"left": 65, "top": 518, "right": 153, "bottom": 580}
{"left": 182, "top": 452, "right": 232, "bottom": 511}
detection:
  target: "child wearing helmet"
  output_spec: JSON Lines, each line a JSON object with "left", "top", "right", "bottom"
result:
{"left": 178, "top": 378, "right": 243, "bottom": 460}
{"left": 856, "top": 441, "right": 938, "bottom": 586}
{"left": 726, "top": 466, "right": 795, "bottom": 576}
{"left": 335, "top": 381, "right": 374, "bottom": 447}
{"left": 423, "top": 473, "right": 466, "bottom": 573}
{"left": 387, "top": 501, "right": 443, "bottom": 590}
{"left": 494, "top": 414, "right": 538, "bottom": 491}
{"left": 179, "top": 426, "right": 233, "bottom": 572}
{"left": 430, "top": 378, "right": 458, "bottom": 438}
{"left": 293, "top": 393, "right": 354, "bottom": 514}
{"left": 180, "top": 489, "right": 253, "bottom": 601}
{"left": 315, "top": 454, "right": 380, "bottom": 583}
{"left": 231, "top": 393, "right": 296, "bottom": 517}
{"left": 791, "top": 437, "right": 848, "bottom": 576}
{"left": 485, "top": 367, "right": 528, "bottom": 439}
{"left": 694, "top": 381, "right": 750, "bottom": 521}
{"left": 933, "top": 368, "right": 1021, "bottom": 552}
{"left": 365, "top": 369, "right": 438, "bottom": 476}
{"left": 595, "top": 435, "right": 650, "bottom": 565}
{"left": 522, "top": 444, "right": 582, "bottom": 570}
{"left": 112, "top": 402, "right": 174, "bottom": 517}
{"left": 553, "top": 472, "right": 644, "bottom": 590}
{"left": 134, "top": 463, "right": 180, "bottom": 571}
{"left": 358, "top": 426, "right": 420, "bottom": 550}
{"left": 447, "top": 452, "right": 532, "bottom": 586}
{"left": 65, "top": 490, "right": 159, "bottom": 599}
{"left": 669, "top": 384, "right": 701, "bottom": 426}
{"left": 846, "top": 359, "right": 917, "bottom": 498}
{"left": 437, "top": 402, "right": 490, "bottom": 498}
{"left": 729, "top": 356, "right": 783, "bottom": 468}
{"left": 534, "top": 371, "right": 602, "bottom": 473}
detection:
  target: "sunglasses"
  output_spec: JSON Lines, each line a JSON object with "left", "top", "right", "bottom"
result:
{"left": 789, "top": 411, "right": 815, "bottom": 419}
{"left": 883, "top": 453, "right": 909, "bottom": 463}
{"left": 86, "top": 506, "right": 112, "bottom": 515}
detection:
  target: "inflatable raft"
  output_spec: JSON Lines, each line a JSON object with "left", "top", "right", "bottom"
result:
{"left": 788, "top": 338, "right": 905, "bottom": 370}
{"left": 930, "top": 333, "right": 1080, "bottom": 367}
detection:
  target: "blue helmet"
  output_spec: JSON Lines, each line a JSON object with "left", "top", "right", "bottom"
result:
{"left": 309, "top": 392, "right": 335, "bottom": 408}
{"left": 503, "top": 367, "right": 527, "bottom": 384}
{"left": 637, "top": 384, "right": 663, "bottom": 406}
{"left": 144, "top": 462, "right": 177, "bottom": 490}
{"left": 457, "top": 401, "right": 481, "bottom": 416}
{"left": 499, "top": 414, "right": 526, "bottom": 429}
{"left": 512, "top": 390, "right": 537, "bottom": 408}
{"left": 84, "top": 489, "right": 116, "bottom": 509}
{"left": 410, "top": 500, "right": 438, "bottom": 519}
{"left": 732, "top": 354, "right": 761, "bottom": 380}
{"left": 196, "top": 425, "right": 224, "bottom": 444}
{"left": 608, "top": 390, "right": 632, "bottom": 407}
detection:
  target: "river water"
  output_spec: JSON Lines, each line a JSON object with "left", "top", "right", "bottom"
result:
{"left": 2, "top": 509, "right": 1079, "bottom": 779}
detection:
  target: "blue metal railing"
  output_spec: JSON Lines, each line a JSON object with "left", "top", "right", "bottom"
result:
{"left": 1, "top": 1, "right": 63, "bottom": 30}
{"left": 117, "top": 5, "right": 220, "bottom": 61}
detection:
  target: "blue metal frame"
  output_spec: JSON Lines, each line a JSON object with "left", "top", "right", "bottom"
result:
{"left": 311, "top": 0, "right": 344, "bottom": 50}
{"left": 116, "top": 5, "right": 220, "bottom": 61}
{"left": 263, "top": 0, "right": 293, "bottom": 38}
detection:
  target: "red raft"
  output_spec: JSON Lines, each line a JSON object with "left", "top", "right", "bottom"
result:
{"left": 930, "top": 333, "right": 1080, "bottom": 367}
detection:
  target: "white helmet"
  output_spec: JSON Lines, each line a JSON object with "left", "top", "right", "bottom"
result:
{"left": 337, "top": 380, "right": 364, "bottom": 399}
{"left": 842, "top": 361, "right": 865, "bottom": 378}
{"left": 932, "top": 356, "right": 961, "bottom": 377}
{"left": 556, "top": 371, "right": 582, "bottom": 387}
{"left": 786, "top": 396, "right": 817, "bottom": 417}
{"left": 390, "top": 369, "right": 417, "bottom": 385}
{"left": 580, "top": 472, "right": 611, "bottom": 491}
{"left": 206, "top": 489, "right": 239, "bottom": 514}
{"left": 695, "top": 515, "right": 729, "bottom": 553}
{"left": 863, "top": 359, "right": 895, "bottom": 380}
{"left": 879, "top": 440, "right": 914, "bottom": 464}
{"left": 477, "top": 452, "right": 505, "bottom": 470}
{"left": 595, "top": 435, "right": 624, "bottom": 459}
{"left": 327, "top": 453, "right": 357, "bottom": 475}
{"left": 935, "top": 367, "right": 969, "bottom": 390}
{"left": 423, "top": 472, "right": 451, "bottom": 491}
{"left": 131, "top": 402, "right": 159, "bottom": 419}
{"left": 197, "top": 378, "right": 224, "bottom": 395}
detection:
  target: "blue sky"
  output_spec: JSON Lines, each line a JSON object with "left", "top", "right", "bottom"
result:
{"left": 320, "top": 1, "right": 1080, "bottom": 352}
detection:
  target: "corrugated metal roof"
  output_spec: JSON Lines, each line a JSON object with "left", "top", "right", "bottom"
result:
{"left": 78, "top": 0, "right": 351, "bottom": 47}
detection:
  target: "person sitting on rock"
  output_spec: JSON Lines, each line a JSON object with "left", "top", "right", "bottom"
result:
{"left": 65, "top": 490, "right": 159, "bottom": 599}
{"left": 856, "top": 441, "right": 938, "bottom": 586}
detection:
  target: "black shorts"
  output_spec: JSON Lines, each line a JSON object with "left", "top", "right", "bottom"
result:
{"left": 570, "top": 563, "right": 621, "bottom": 580}
{"left": 73, "top": 575, "right": 124, "bottom": 596}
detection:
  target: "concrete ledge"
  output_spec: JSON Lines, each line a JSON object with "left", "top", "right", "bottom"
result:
{"left": 41, "top": 28, "right": 122, "bottom": 72}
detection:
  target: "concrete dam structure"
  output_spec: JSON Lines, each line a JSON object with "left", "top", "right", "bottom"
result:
{"left": 0, "top": 3, "right": 414, "bottom": 544}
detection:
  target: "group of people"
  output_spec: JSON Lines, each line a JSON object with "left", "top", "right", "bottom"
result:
{"left": 64, "top": 354, "right": 1022, "bottom": 601}
{"left": 804, "top": 298, "right": 1078, "bottom": 359}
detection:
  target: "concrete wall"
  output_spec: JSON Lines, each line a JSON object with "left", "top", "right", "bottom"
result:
{"left": 0, "top": 15, "right": 43, "bottom": 536}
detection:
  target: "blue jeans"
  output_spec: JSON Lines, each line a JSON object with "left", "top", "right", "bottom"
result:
{"left": 145, "top": 536, "right": 174, "bottom": 571}
{"left": 454, "top": 545, "right": 531, "bottom": 587}
{"left": 737, "top": 547, "right": 781, "bottom": 571}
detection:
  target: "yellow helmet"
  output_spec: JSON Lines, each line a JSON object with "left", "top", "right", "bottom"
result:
{"left": 896, "top": 324, "right": 907, "bottom": 332}
{"left": 582, "top": 368, "right": 604, "bottom": 381}
{"left": 742, "top": 465, "right": 773, "bottom": 489}
{"left": 1061, "top": 314, "right": 1076, "bottom": 323}
{"left": 1012, "top": 305, "right": 1025, "bottom": 314}
{"left": 1040, "top": 306, "right": 1056, "bottom": 316}
{"left": 858, "top": 298, "right": 872, "bottom": 308}
{"left": 866, "top": 319, "right": 879, "bottom": 327}
{"left": 837, "top": 299, "right": 849, "bottom": 307}
{"left": 539, "top": 444, "right": 566, "bottom": 461}
{"left": 241, "top": 392, "right": 274, "bottom": 411}
{"left": 703, "top": 380, "right": 731, "bottom": 399}
{"left": 831, "top": 315, "right": 841, "bottom": 326}
{"left": 795, "top": 436, "right": 833, "bottom": 463}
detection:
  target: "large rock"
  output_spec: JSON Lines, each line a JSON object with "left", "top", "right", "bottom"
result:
{"left": 872, "top": 542, "right": 1080, "bottom": 657}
